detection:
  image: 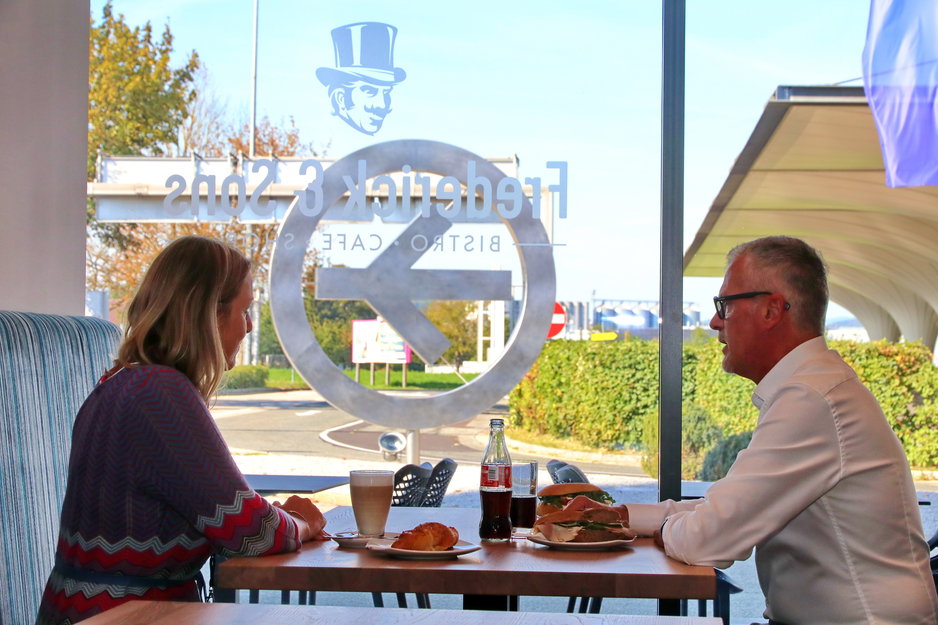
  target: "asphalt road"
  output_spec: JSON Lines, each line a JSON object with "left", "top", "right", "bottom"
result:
{"left": 212, "top": 389, "right": 647, "bottom": 476}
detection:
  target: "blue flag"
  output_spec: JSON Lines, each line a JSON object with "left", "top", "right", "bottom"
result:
{"left": 862, "top": 0, "right": 938, "bottom": 187}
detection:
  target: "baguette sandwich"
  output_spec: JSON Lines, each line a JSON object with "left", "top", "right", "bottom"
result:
{"left": 536, "top": 483, "right": 615, "bottom": 516}
{"left": 532, "top": 507, "right": 635, "bottom": 543}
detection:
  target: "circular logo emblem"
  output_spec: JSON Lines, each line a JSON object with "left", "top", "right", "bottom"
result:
{"left": 269, "top": 140, "right": 555, "bottom": 429}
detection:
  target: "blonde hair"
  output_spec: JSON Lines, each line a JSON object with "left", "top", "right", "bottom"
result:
{"left": 117, "top": 236, "right": 251, "bottom": 400}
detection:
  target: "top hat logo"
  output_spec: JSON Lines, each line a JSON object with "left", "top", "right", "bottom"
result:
{"left": 317, "top": 23, "right": 406, "bottom": 135}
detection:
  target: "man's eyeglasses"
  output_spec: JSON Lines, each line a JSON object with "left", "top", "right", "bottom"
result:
{"left": 713, "top": 291, "right": 790, "bottom": 320}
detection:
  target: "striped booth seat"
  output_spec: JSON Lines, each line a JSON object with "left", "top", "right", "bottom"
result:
{"left": 0, "top": 311, "right": 121, "bottom": 625}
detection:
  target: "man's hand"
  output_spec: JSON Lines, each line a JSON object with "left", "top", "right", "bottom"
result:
{"left": 563, "top": 496, "right": 629, "bottom": 522}
{"left": 653, "top": 529, "right": 665, "bottom": 549}
{"left": 273, "top": 495, "right": 328, "bottom": 541}
{"left": 563, "top": 495, "right": 608, "bottom": 512}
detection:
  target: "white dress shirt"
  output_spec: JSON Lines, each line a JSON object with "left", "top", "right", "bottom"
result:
{"left": 628, "top": 337, "right": 938, "bottom": 624}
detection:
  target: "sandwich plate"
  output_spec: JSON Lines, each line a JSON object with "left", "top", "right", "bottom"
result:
{"left": 331, "top": 531, "right": 400, "bottom": 549}
{"left": 366, "top": 538, "right": 481, "bottom": 559}
{"left": 526, "top": 535, "right": 634, "bottom": 551}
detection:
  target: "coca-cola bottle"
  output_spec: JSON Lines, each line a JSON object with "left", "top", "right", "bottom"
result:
{"left": 479, "top": 418, "right": 512, "bottom": 541}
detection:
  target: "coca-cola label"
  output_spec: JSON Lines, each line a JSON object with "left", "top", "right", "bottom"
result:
{"left": 480, "top": 464, "right": 512, "bottom": 489}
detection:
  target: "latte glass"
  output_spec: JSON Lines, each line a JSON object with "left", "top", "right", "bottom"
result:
{"left": 349, "top": 470, "right": 394, "bottom": 537}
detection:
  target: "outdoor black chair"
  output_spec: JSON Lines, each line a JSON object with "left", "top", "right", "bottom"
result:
{"left": 547, "top": 459, "right": 590, "bottom": 485}
{"left": 546, "top": 459, "right": 569, "bottom": 483}
{"left": 546, "top": 460, "right": 604, "bottom": 613}
{"left": 422, "top": 458, "right": 458, "bottom": 508}
{"left": 391, "top": 463, "right": 433, "bottom": 507}
{"left": 373, "top": 459, "right": 458, "bottom": 609}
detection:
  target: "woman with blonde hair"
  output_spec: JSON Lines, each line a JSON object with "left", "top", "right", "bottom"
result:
{"left": 36, "top": 236, "right": 326, "bottom": 625}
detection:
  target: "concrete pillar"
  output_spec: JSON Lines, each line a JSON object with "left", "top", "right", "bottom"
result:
{"left": 0, "top": 1, "right": 89, "bottom": 315}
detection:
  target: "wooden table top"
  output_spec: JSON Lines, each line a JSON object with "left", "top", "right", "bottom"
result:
{"left": 82, "top": 601, "right": 724, "bottom": 625}
{"left": 243, "top": 474, "right": 349, "bottom": 496}
{"left": 216, "top": 507, "right": 716, "bottom": 600}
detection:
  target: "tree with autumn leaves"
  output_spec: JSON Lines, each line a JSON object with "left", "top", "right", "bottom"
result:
{"left": 86, "top": 1, "right": 197, "bottom": 253}
{"left": 423, "top": 301, "right": 478, "bottom": 372}
{"left": 85, "top": 2, "right": 322, "bottom": 318}
{"left": 84, "top": 3, "right": 377, "bottom": 368}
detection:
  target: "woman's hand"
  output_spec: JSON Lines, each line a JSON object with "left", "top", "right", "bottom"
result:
{"left": 273, "top": 495, "right": 328, "bottom": 542}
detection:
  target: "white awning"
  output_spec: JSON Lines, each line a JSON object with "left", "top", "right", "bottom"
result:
{"left": 683, "top": 85, "right": 938, "bottom": 348}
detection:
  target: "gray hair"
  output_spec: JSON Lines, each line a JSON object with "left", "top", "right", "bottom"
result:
{"left": 727, "top": 236, "right": 828, "bottom": 335}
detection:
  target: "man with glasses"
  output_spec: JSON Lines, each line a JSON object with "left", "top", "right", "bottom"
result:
{"left": 573, "top": 236, "right": 937, "bottom": 624}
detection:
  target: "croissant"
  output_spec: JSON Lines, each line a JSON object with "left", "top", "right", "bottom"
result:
{"left": 392, "top": 522, "right": 459, "bottom": 551}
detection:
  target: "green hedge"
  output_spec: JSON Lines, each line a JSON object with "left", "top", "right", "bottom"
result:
{"left": 691, "top": 339, "right": 758, "bottom": 435}
{"left": 509, "top": 337, "right": 938, "bottom": 469}
{"left": 830, "top": 339, "right": 938, "bottom": 468}
{"left": 508, "top": 339, "right": 658, "bottom": 448}
{"left": 699, "top": 432, "right": 753, "bottom": 481}
{"left": 641, "top": 403, "right": 723, "bottom": 479}
{"left": 223, "top": 365, "right": 269, "bottom": 390}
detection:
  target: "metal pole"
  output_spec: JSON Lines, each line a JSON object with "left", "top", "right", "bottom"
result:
{"left": 477, "top": 301, "right": 485, "bottom": 364}
{"left": 249, "top": 0, "right": 259, "bottom": 159}
{"left": 659, "top": 0, "right": 685, "bottom": 615}
{"left": 250, "top": 290, "right": 261, "bottom": 366}
{"left": 406, "top": 429, "right": 420, "bottom": 465}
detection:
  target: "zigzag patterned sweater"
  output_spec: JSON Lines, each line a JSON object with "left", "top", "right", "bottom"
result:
{"left": 35, "top": 365, "right": 300, "bottom": 625}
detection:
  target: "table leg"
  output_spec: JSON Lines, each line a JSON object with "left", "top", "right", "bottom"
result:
{"left": 213, "top": 587, "right": 238, "bottom": 603}
{"left": 659, "top": 598, "right": 680, "bottom": 615}
{"left": 210, "top": 555, "right": 238, "bottom": 604}
{"left": 463, "top": 594, "right": 510, "bottom": 610}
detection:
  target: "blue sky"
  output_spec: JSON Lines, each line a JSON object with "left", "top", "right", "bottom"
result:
{"left": 97, "top": 0, "right": 872, "bottom": 320}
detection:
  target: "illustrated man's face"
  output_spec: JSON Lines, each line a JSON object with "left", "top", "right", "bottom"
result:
{"left": 337, "top": 82, "right": 393, "bottom": 135}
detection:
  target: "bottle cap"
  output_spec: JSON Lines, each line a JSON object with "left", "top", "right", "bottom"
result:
{"left": 490, "top": 418, "right": 504, "bottom": 426}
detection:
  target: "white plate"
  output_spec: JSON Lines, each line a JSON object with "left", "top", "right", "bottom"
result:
{"left": 331, "top": 532, "right": 399, "bottom": 549}
{"left": 526, "top": 534, "right": 635, "bottom": 551}
{"left": 366, "top": 538, "right": 481, "bottom": 559}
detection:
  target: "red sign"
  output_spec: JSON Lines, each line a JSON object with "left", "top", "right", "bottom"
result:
{"left": 548, "top": 302, "right": 566, "bottom": 339}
